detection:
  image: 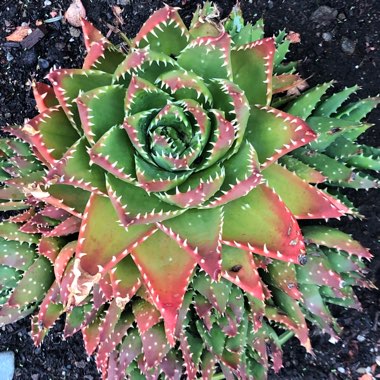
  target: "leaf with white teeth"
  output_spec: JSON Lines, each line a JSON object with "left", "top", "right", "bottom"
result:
{"left": 114, "top": 48, "right": 180, "bottom": 86}
{"left": 156, "top": 69, "right": 212, "bottom": 106}
{"left": 46, "top": 69, "right": 113, "bottom": 129}
{"left": 222, "top": 184, "right": 304, "bottom": 264}
{"left": 203, "top": 140, "right": 261, "bottom": 207}
{"left": 262, "top": 163, "right": 349, "bottom": 219}
{"left": 246, "top": 105, "right": 316, "bottom": 167}
{"left": 231, "top": 38, "right": 275, "bottom": 105}
{"left": 178, "top": 32, "right": 232, "bottom": 81}
{"left": 46, "top": 137, "right": 106, "bottom": 194}
{"left": 90, "top": 125, "right": 137, "bottom": 184}
{"left": 106, "top": 173, "right": 185, "bottom": 227}
{"left": 125, "top": 76, "right": 170, "bottom": 116}
{"left": 156, "top": 164, "right": 225, "bottom": 208}
{"left": 133, "top": 5, "right": 190, "bottom": 56}
{"left": 131, "top": 229, "right": 196, "bottom": 346}
{"left": 159, "top": 206, "right": 224, "bottom": 280}
{"left": 77, "top": 85, "right": 126, "bottom": 143}
{"left": 22, "top": 106, "right": 79, "bottom": 164}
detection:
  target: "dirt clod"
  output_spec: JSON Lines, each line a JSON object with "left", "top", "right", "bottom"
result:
{"left": 310, "top": 6, "right": 338, "bottom": 26}
{"left": 341, "top": 36, "right": 357, "bottom": 55}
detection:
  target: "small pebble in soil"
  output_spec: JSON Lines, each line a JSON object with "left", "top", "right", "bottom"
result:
{"left": 69, "top": 26, "right": 81, "bottom": 38}
{"left": 311, "top": 6, "right": 338, "bottom": 26}
{"left": 357, "top": 334, "right": 365, "bottom": 342}
{"left": 0, "top": 351, "right": 15, "bottom": 380}
{"left": 322, "top": 32, "right": 333, "bottom": 42}
{"left": 6, "top": 52, "right": 14, "bottom": 62}
{"left": 38, "top": 58, "right": 50, "bottom": 69}
{"left": 338, "top": 13, "right": 347, "bottom": 21}
{"left": 341, "top": 37, "right": 357, "bottom": 55}
{"left": 337, "top": 367, "right": 346, "bottom": 374}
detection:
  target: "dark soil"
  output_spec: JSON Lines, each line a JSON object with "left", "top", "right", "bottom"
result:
{"left": 0, "top": 0, "right": 379, "bottom": 379}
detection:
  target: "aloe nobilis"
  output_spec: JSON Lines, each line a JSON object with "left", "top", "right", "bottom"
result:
{"left": 0, "top": 2, "right": 378, "bottom": 379}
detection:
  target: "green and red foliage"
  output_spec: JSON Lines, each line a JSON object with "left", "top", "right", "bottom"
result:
{"left": 0, "top": 2, "right": 378, "bottom": 379}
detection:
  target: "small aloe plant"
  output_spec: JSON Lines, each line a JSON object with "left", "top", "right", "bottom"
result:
{"left": 0, "top": 2, "right": 378, "bottom": 379}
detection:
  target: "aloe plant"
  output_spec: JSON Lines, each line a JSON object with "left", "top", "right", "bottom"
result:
{"left": 0, "top": 3, "right": 378, "bottom": 379}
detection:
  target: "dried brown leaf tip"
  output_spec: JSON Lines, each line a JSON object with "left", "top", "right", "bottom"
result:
{"left": 286, "top": 31, "right": 301, "bottom": 43}
{"left": 6, "top": 25, "right": 31, "bottom": 42}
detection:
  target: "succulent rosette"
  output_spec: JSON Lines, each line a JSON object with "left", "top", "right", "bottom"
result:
{"left": 0, "top": 3, "right": 378, "bottom": 379}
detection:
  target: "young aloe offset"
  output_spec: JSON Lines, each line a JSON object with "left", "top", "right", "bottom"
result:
{"left": 0, "top": 2, "right": 378, "bottom": 379}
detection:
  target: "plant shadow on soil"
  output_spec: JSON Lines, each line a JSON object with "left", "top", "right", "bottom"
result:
{"left": 0, "top": 0, "right": 379, "bottom": 379}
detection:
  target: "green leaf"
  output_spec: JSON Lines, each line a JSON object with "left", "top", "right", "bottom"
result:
{"left": 134, "top": 154, "right": 191, "bottom": 192}
{"left": 23, "top": 106, "right": 79, "bottom": 163}
{"left": 76, "top": 194, "right": 155, "bottom": 276}
{"left": 46, "top": 69, "right": 113, "bottom": 129}
{"left": 157, "top": 69, "right": 212, "bottom": 106}
{"left": 0, "top": 265, "right": 22, "bottom": 289}
{"left": 109, "top": 255, "right": 141, "bottom": 304}
{"left": 245, "top": 105, "right": 316, "bottom": 166}
{"left": 47, "top": 137, "right": 106, "bottom": 194}
{"left": 46, "top": 184, "right": 90, "bottom": 215}
{"left": 133, "top": 6, "right": 190, "bottom": 56}
{"left": 208, "top": 79, "right": 250, "bottom": 155}
{"left": 307, "top": 116, "right": 361, "bottom": 151}
{"left": 114, "top": 49, "right": 179, "bottom": 85}
{"left": 302, "top": 226, "right": 371, "bottom": 259}
{"left": 285, "top": 82, "right": 333, "bottom": 119}
{"left": 346, "top": 145, "right": 380, "bottom": 171}
{"left": 90, "top": 125, "right": 137, "bottom": 184}
{"left": 193, "top": 271, "right": 231, "bottom": 314}
{"left": 262, "top": 163, "right": 348, "bottom": 219}
{"left": 196, "top": 320, "right": 226, "bottom": 356}
{"left": 221, "top": 245, "right": 265, "bottom": 301}
{"left": 131, "top": 229, "right": 196, "bottom": 345}
{"left": 292, "top": 148, "right": 378, "bottom": 189}
{"left": 274, "top": 39, "right": 291, "bottom": 68}
{"left": 204, "top": 139, "right": 261, "bottom": 208}
{"left": 106, "top": 173, "right": 184, "bottom": 226}
{"left": 0, "top": 222, "right": 39, "bottom": 245}
{"left": 7, "top": 256, "right": 53, "bottom": 307}
{"left": 77, "top": 85, "right": 126, "bottom": 143}
{"left": 299, "top": 283, "right": 340, "bottom": 338}
{"left": 160, "top": 206, "right": 223, "bottom": 280}
{"left": 83, "top": 44, "right": 126, "bottom": 74}
{"left": 313, "top": 85, "right": 360, "bottom": 117}
{"left": 337, "top": 97, "right": 380, "bottom": 122}
{"left": 0, "top": 238, "right": 36, "bottom": 270}
{"left": 156, "top": 164, "right": 225, "bottom": 208}
{"left": 231, "top": 38, "right": 275, "bottom": 105}
{"left": 279, "top": 156, "right": 326, "bottom": 183}
{"left": 223, "top": 184, "right": 304, "bottom": 263}
{"left": 233, "top": 20, "right": 265, "bottom": 45}
{"left": 178, "top": 32, "right": 232, "bottom": 81}
{"left": 125, "top": 76, "right": 170, "bottom": 116}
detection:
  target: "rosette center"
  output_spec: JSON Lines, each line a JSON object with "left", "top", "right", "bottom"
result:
{"left": 148, "top": 104, "right": 196, "bottom": 171}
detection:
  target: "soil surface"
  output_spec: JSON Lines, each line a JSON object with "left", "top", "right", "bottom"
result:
{"left": 0, "top": 0, "right": 379, "bottom": 379}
